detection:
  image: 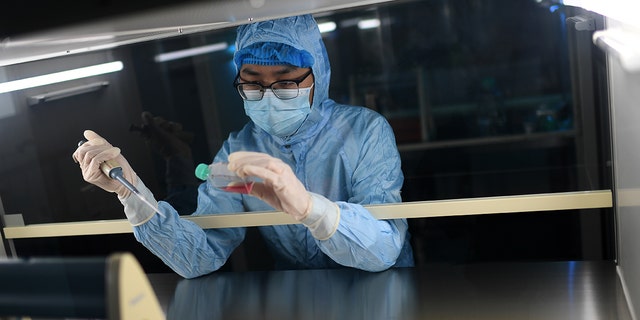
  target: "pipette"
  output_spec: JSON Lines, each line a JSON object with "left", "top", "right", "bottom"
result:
{"left": 77, "top": 139, "right": 164, "bottom": 217}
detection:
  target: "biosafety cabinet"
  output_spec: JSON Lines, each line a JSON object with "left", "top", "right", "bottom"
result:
{"left": 0, "top": 0, "right": 639, "bottom": 319}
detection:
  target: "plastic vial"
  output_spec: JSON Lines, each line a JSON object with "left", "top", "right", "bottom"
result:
{"left": 195, "top": 163, "right": 254, "bottom": 194}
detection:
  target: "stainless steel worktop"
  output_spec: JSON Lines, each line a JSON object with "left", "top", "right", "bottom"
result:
{"left": 147, "top": 261, "right": 632, "bottom": 320}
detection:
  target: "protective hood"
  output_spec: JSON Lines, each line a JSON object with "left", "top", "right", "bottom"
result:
{"left": 234, "top": 14, "right": 331, "bottom": 118}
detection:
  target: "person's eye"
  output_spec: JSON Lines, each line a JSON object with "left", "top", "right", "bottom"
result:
{"left": 273, "top": 88, "right": 299, "bottom": 100}
{"left": 244, "top": 90, "right": 263, "bottom": 100}
{"left": 272, "top": 81, "right": 298, "bottom": 90}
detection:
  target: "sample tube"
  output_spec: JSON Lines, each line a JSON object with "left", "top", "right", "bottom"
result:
{"left": 195, "top": 162, "right": 254, "bottom": 194}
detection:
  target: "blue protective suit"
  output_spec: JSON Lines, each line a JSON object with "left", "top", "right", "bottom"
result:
{"left": 131, "top": 15, "right": 414, "bottom": 278}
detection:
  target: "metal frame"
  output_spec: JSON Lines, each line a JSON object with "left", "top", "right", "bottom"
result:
{"left": 3, "top": 190, "right": 612, "bottom": 240}
{"left": 0, "top": 196, "right": 19, "bottom": 257}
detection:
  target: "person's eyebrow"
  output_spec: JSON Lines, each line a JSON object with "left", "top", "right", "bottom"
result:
{"left": 274, "top": 66, "right": 299, "bottom": 75}
{"left": 240, "top": 66, "right": 299, "bottom": 76}
{"left": 240, "top": 68, "right": 260, "bottom": 76}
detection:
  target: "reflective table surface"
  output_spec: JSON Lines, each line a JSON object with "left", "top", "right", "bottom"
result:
{"left": 148, "top": 261, "right": 632, "bottom": 320}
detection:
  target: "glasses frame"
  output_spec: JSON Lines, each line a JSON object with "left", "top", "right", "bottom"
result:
{"left": 233, "top": 69, "right": 313, "bottom": 101}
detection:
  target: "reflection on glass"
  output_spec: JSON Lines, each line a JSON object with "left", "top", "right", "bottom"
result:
{"left": 0, "top": 0, "right": 612, "bottom": 267}
{"left": 167, "top": 268, "right": 416, "bottom": 319}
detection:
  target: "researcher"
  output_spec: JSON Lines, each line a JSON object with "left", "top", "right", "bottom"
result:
{"left": 73, "top": 14, "right": 414, "bottom": 279}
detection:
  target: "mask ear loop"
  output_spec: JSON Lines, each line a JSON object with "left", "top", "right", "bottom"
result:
{"left": 306, "top": 82, "right": 315, "bottom": 108}
{"left": 284, "top": 84, "right": 314, "bottom": 139}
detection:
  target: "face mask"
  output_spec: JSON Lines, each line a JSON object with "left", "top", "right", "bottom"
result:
{"left": 244, "top": 85, "right": 313, "bottom": 138}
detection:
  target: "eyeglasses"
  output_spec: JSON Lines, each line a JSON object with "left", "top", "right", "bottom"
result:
{"left": 234, "top": 69, "right": 313, "bottom": 101}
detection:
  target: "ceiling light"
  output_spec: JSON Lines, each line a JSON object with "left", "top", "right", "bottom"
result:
{"left": 358, "top": 19, "right": 380, "bottom": 30}
{"left": 318, "top": 21, "right": 337, "bottom": 33}
{"left": 154, "top": 42, "right": 228, "bottom": 62}
{"left": 0, "top": 61, "right": 123, "bottom": 94}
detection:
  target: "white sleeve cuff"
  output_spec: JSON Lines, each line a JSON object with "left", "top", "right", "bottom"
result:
{"left": 118, "top": 179, "right": 158, "bottom": 226}
{"left": 300, "top": 192, "right": 340, "bottom": 241}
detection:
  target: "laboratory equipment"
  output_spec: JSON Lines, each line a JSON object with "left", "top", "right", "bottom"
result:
{"left": 195, "top": 162, "right": 254, "bottom": 194}
{"left": 77, "top": 139, "right": 164, "bottom": 217}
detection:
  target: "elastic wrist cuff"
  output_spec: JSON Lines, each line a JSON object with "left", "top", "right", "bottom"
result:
{"left": 118, "top": 179, "right": 158, "bottom": 226}
{"left": 301, "top": 192, "right": 340, "bottom": 240}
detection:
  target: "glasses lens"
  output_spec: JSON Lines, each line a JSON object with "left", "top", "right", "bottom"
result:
{"left": 238, "top": 84, "right": 263, "bottom": 101}
{"left": 272, "top": 81, "right": 299, "bottom": 100}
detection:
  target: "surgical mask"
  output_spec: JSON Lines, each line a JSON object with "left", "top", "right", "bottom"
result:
{"left": 244, "top": 85, "right": 313, "bottom": 138}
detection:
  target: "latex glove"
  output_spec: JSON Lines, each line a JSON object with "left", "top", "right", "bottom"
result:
{"left": 228, "top": 151, "right": 312, "bottom": 221}
{"left": 72, "top": 130, "right": 138, "bottom": 199}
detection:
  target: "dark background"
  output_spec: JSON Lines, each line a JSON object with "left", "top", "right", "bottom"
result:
{"left": 0, "top": 0, "right": 613, "bottom": 272}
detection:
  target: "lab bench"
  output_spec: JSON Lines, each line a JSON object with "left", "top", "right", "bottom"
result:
{"left": 149, "top": 260, "right": 632, "bottom": 320}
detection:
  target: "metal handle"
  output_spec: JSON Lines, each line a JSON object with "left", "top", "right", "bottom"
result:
{"left": 28, "top": 81, "right": 109, "bottom": 106}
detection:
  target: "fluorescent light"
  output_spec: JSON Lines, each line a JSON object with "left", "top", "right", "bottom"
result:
{"left": 154, "top": 42, "right": 228, "bottom": 62}
{"left": 0, "top": 61, "right": 123, "bottom": 94}
{"left": 358, "top": 19, "right": 380, "bottom": 30}
{"left": 318, "top": 21, "right": 337, "bottom": 33}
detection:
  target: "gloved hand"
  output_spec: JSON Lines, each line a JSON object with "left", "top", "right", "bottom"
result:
{"left": 72, "top": 130, "right": 138, "bottom": 199}
{"left": 228, "top": 151, "right": 312, "bottom": 221}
